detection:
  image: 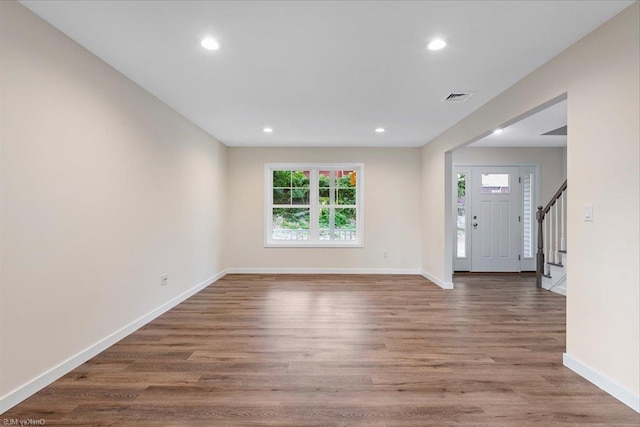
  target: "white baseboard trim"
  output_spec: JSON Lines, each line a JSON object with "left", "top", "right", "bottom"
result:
{"left": 0, "top": 269, "right": 228, "bottom": 415}
{"left": 420, "top": 270, "right": 454, "bottom": 289}
{"left": 550, "top": 284, "right": 567, "bottom": 296}
{"left": 226, "top": 268, "right": 421, "bottom": 275}
{"left": 563, "top": 353, "right": 639, "bottom": 412}
{"left": 542, "top": 274, "right": 567, "bottom": 296}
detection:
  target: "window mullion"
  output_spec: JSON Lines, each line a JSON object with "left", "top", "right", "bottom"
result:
{"left": 309, "top": 169, "right": 319, "bottom": 241}
{"left": 329, "top": 171, "right": 336, "bottom": 240}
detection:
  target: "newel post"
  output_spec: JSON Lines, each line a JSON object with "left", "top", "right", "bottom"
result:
{"left": 536, "top": 206, "right": 544, "bottom": 288}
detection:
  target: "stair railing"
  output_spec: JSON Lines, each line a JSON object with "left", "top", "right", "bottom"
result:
{"left": 536, "top": 180, "right": 567, "bottom": 287}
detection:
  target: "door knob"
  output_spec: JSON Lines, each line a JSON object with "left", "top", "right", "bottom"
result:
{"left": 473, "top": 223, "right": 478, "bottom": 228}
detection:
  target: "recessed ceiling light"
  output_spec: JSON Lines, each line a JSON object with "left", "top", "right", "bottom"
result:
{"left": 427, "top": 39, "right": 447, "bottom": 51}
{"left": 375, "top": 128, "right": 385, "bottom": 133}
{"left": 263, "top": 127, "right": 273, "bottom": 133}
{"left": 201, "top": 38, "right": 220, "bottom": 51}
{"left": 493, "top": 128, "right": 504, "bottom": 135}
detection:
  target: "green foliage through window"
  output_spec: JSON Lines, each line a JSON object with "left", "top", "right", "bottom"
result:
{"left": 457, "top": 173, "right": 466, "bottom": 198}
{"left": 273, "top": 170, "right": 310, "bottom": 205}
{"left": 272, "top": 208, "right": 310, "bottom": 229}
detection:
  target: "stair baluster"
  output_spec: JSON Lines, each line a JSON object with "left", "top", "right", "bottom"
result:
{"left": 553, "top": 199, "right": 561, "bottom": 264}
{"left": 547, "top": 202, "right": 556, "bottom": 266}
{"left": 560, "top": 190, "right": 566, "bottom": 251}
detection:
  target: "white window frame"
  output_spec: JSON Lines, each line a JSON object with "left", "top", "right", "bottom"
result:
{"left": 453, "top": 166, "right": 471, "bottom": 271}
{"left": 264, "top": 163, "right": 364, "bottom": 247}
{"left": 520, "top": 165, "right": 540, "bottom": 271}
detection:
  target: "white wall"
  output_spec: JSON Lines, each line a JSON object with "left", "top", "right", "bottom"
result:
{"left": 453, "top": 146, "right": 566, "bottom": 203}
{"left": 421, "top": 2, "right": 639, "bottom": 403}
{"left": 0, "top": 0, "right": 227, "bottom": 404}
{"left": 226, "top": 147, "right": 421, "bottom": 272}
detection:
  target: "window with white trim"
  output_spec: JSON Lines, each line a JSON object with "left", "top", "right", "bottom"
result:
{"left": 522, "top": 168, "right": 536, "bottom": 259}
{"left": 265, "top": 164, "right": 364, "bottom": 247}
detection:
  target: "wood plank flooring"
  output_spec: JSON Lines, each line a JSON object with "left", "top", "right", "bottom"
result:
{"left": 3, "top": 274, "right": 638, "bottom": 426}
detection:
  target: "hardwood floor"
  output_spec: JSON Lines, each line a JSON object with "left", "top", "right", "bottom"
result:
{"left": 3, "top": 274, "right": 638, "bottom": 426}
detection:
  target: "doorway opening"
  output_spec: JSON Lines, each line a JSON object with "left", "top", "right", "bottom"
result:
{"left": 448, "top": 97, "right": 567, "bottom": 275}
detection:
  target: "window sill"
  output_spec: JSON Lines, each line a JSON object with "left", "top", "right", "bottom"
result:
{"left": 264, "top": 242, "right": 364, "bottom": 248}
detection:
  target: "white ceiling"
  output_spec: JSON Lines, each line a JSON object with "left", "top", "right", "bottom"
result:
{"left": 20, "top": 1, "right": 632, "bottom": 148}
{"left": 472, "top": 99, "right": 567, "bottom": 148}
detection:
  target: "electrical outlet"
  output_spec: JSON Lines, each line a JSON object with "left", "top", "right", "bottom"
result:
{"left": 383, "top": 251, "right": 388, "bottom": 259}
{"left": 161, "top": 274, "right": 168, "bottom": 286}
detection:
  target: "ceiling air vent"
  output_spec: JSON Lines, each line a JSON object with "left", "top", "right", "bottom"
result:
{"left": 443, "top": 92, "right": 473, "bottom": 102}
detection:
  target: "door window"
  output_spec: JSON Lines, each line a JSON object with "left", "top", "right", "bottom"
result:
{"left": 481, "top": 173, "right": 510, "bottom": 194}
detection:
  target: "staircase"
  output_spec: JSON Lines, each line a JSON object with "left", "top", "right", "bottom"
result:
{"left": 536, "top": 180, "right": 567, "bottom": 296}
{"left": 542, "top": 250, "right": 567, "bottom": 295}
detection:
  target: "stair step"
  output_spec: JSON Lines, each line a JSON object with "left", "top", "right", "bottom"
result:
{"left": 547, "top": 262, "right": 564, "bottom": 267}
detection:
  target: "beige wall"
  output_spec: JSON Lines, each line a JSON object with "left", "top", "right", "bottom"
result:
{"left": 226, "top": 147, "right": 421, "bottom": 272}
{"left": 0, "top": 1, "right": 227, "bottom": 399}
{"left": 453, "top": 146, "right": 566, "bottom": 203}
{"left": 421, "top": 2, "right": 639, "bottom": 397}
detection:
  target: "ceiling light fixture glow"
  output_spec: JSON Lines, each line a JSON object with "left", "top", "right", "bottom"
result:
{"left": 492, "top": 128, "right": 504, "bottom": 135}
{"left": 201, "top": 38, "right": 220, "bottom": 51}
{"left": 375, "top": 128, "right": 385, "bottom": 133}
{"left": 427, "top": 39, "right": 447, "bottom": 51}
{"left": 263, "top": 127, "right": 273, "bottom": 133}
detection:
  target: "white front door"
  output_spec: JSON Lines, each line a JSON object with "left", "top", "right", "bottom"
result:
{"left": 470, "top": 166, "right": 521, "bottom": 272}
